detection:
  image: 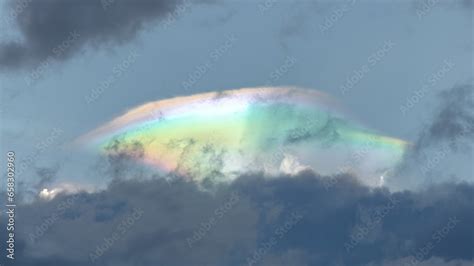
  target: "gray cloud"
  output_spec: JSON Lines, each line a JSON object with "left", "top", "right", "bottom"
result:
{"left": 0, "top": 0, "right": 211, "bottom": 70}
{"left": 33, "top": 165, "right": 60, "bottom": 190}
{"left": 379, "top": 256, "right": 474, "bottom": 266}
{"left": 403, "top": 84, "right": 473, "bottom": 158}
{"left": 392, "top": 84, "right": 473, "bottom": 188}
{"left": 2, "top": 170, "right": 473, "bottom": 266}
{"left": 414, "top": 84, "right": 474, "bottom": 152}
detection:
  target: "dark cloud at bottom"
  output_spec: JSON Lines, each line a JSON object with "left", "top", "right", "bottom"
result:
{"left": 1, "top": 171, "right": 473, "bottom": 266}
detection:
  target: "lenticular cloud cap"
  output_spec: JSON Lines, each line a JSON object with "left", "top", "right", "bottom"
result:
{"left": 76, "top": 87, "right": 408, "bottom": 186}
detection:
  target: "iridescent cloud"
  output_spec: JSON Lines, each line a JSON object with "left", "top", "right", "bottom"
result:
{"left": 76, "top": 87, "right": 409, "bottom": 186}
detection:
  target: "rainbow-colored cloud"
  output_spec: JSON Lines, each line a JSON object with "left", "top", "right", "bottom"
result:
{"left": 76, "top": 87, "right": 408, "bottom": 186}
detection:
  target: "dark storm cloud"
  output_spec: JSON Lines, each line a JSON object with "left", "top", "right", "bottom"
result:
{"left": 2, "top": 171, "right": 473, "bottom": 266}
{"left": 0, "top": 0, "right": 211, "bottom": 69}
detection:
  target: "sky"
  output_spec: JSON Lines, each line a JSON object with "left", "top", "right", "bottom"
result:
{"left": 0, "top": 0, "right": 472, "bottom": 265}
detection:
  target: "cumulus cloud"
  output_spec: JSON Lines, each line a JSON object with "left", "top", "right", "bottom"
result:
{"left": 0, "top": 0, "right": 211, "bottom": 69}
{"left": 2, "top": 170, "right": 473, "bottom": 266}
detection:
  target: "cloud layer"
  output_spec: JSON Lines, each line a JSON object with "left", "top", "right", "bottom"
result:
{"left": 0, "top": 0, "right": 206, "bottom": 69}
{"left": 2, "top": 171, "right": 473, "bottom": 266}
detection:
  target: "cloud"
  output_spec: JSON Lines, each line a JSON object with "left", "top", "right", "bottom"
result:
{"left": 379, "top": 256, "right": 474, "bottom": 266}
{"left": 392, "top": 84, "right": 473, "bottom": 189}
{"left": 33, "top": 166, "right": 60, "bottom": 190}
{"left": 414, "top": 84, "right": 474, "bottom": 153}
{"left": 2, "top": 171, "right": 473, "bottom": 265}
{"left": 0, "top": 0, "right": 211, "bottom": 70}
